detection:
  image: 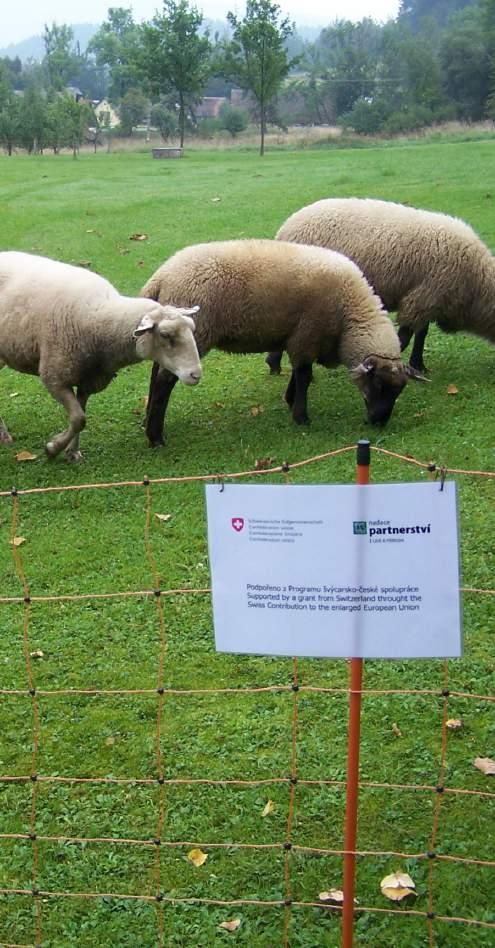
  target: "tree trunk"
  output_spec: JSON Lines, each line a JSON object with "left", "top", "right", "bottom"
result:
{"left": 179, "top": 92, "right": 185, "bottom": 148}
{"left": 260, "top": 107, "right": 265, "bottom": 157}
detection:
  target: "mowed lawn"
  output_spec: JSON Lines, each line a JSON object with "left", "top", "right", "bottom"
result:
{"left": 0, "top": 141, "right": 494, "bottom": 947}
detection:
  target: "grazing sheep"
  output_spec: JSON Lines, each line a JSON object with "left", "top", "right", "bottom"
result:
{"left": 0, "top": 252, "right": 202, "bottom": 460}
{"left": 269, "top": 197, "right": 495, "bottom": 373}
{"left": 141, "top": 239, "right": 425, "bottom": 446}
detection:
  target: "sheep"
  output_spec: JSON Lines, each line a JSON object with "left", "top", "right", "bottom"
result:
{"left": 268, "top": 197, "right": 495, "bottom": 374}
{"left": 140, "top": 238, "right": 426, "bottom": 447}
{"left": 0, "top": 252, "right": 202, "bottom": 460}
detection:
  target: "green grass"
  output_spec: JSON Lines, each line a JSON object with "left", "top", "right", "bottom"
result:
{"left": 0, "top": 143, "right": 495, "bottom": 947}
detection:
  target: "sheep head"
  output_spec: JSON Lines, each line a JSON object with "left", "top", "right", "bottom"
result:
{"left": 351, "top": 356, "right": 427, "bottom": 425}
{"left": 134, "top": 303, "right": 202, "bottom": 385}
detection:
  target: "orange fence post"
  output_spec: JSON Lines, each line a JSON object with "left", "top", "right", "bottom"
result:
{"left": 342, "top": 439, "right": 370, "bottom": 947}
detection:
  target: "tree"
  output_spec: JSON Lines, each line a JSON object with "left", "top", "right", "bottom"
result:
{"left": 58, "top": 93, "right": 94, "bottom": 157}
{"left": 140, "top": 0, "right": 213, "bottom": 148}
{"left": 219, "top": 102, "right": 248, "bottom": 136}
{"left": 150, "top": 99, "right": 178, "bottom": 140}
{"left": 119, "top": 87, "right": 149, "bottom": 135}
{"left": 88, "top": 8, "right": 141, "bottom": 102}
{"left": 222, "top": 0, "right": 297, "bottom": 155}
{"left": 440, "top": 8, "right": 490, "bottom": 119}
{"left": 43, "top": 23, "right": 78, "bottom": 90}
{"left": 0, "top": 85, "right": 21, "bottom": 156}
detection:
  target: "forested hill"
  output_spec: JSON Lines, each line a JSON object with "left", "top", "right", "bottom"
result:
{"left": 398, "top": 0, "right": 478, "bottom": 29}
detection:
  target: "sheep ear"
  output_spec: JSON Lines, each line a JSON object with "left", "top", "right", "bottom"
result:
{"left": 133, "top": 313, "right": 155, "bottom": 337}
{"left": 405, "top": 365, "right": 431, "bottom": 383}
{"left": 351, "top": 358, "right": 375, "bottom": 381}
{"left": 180, "top": 305, "right": 200, "bottom": 316}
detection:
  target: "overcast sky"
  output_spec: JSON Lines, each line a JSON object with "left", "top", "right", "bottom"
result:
{"left": 3, "top": 0, "right": 400, "bottom": 46}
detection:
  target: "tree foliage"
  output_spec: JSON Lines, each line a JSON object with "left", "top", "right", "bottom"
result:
{"left": 140, "top": 0, "right": 212, "bottom": 147}
{"left": 222, "top": 0, "right": 296, "bottom": 154}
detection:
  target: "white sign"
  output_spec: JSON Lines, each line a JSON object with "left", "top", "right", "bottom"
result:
{"left": 205, "top": 482, "right": 462, "bottom": 659}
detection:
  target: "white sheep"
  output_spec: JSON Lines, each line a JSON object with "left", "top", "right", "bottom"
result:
{"left": 0, "top": 252, "right": 202, "bottom": 460}
{"left": 140, "top": 238, "right": 425, "bottom": 446}
{"left": 273, "top": 197, "right": 495, "bottom": 372}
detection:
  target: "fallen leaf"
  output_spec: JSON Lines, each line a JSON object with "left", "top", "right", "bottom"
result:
{"left": 78, "top": 260, "right": 92, "bottom": 269}
{"left": 187, "top": 848, "right": 208, "bottom": 867}
{"left": 9, "top": 392, "right": 19, "bottom": 398}
{"left": 255, "top": 457, "right": 275, "bottom": 470}
{"left": 380, "top": 871, "right": 416, "bottom": 902}
{"left": 129, "top": 233, "right": 148, "bottom": 241}
{"left": 447, "top": 384, "right": 459, "bottom": 395}
{"left": 446, "top": 718, "right": 463, "bottom": 730}
{"left": 30, "top": 649, "right": 44, "bottom": 659}
{"left": 105, "top": 736, "right": 115, "bottom": 746}
{"left": 119, "top": 248, "right": 131, "bottom": 255}
{"left": 391, "top": 722, "right": 402, "bottom": 738}
{"left": 250, "top": 405, "right": 264, "bottom": 416}
{"left": 218, "top": 918, "right": 241, "bottom": 932}
{"left": 137, "top": 260, "right": 145, "bottom": 267}
{"left": 319, "top": 889, "right": 344, "bottom": 903}
{"left": 86, "top": 228, "right": 95, "bottom": 233}
{"left": 474, "top": 756, "right": 495, "bottom": 776}
{"left": 10, "top": 537, "right": 26, "bottom": 547}
{"left": 155, "top": 513, "right": 172, "bottom": 523}
{"left": 261, "top": 799, "right": 275, "bottom": 817}
{"left": 214, "top": 401, "right": 225, "bottom": 409}
{"left": 15, "top": 450, "right": 37, "bottom": 462}
{"left": 211, "top": 197, "right": 221, "bottom": 202}
{"left": 382, "top": 885, "right": 415, "bottom": 901}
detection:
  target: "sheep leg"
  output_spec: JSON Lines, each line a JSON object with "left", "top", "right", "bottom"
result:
{"left": 41, "top": 382, "right": 86, "bottom": 459}
{"left": 266, "top": 351, "right": 283, "bottom": 375}
{"left": 398, "top": 324, "right": 414, "bottom": 351}
{"left": 284, "top": 370, "right": 296, "bottom": 407}
{"left": 408, "top": 327, "right": 429, "bottom": 373}
{"left": 290, "top": 364, "right": 313, "bottom": 425}
{"left": 64, "top": 390, "right": 89, "bottom": 462}
{"left": 145, "top": 363, "right": 178, "bottom": 447}
{"left": 0, "top": 362, "right": 13, "bottom": 443}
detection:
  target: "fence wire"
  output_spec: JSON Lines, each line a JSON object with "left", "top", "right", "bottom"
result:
{"left": 0, "top": 445, "right": 494, "bottom": 947}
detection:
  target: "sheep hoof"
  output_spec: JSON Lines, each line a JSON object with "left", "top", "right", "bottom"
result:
{"left": 150, "top": 438, "right": 165, "bottom": 448}
{"left": 65, "top": 448, "right": 83, "bottom": 463}
{"left": 293, "top": 414, "right": 310, "bottom": 426}
{"left": 409, "top": 360, "right": 429, "bottom": 375}
{"left": 45, "top": 441, "right": 58, "bottom": 458}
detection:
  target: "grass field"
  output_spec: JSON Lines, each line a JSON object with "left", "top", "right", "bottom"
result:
{"left": 0, "top": 141, "right": 494, "bottom": 947}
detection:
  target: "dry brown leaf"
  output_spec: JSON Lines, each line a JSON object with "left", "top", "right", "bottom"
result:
{"left": 187, "top": 848, "right": 208, "bottom": 867}
{"left": 9, "top": 392, "right": 19, "bottom": 398}
{"left": 30, "top": 649, "right": 44, "bottom": 659}
{"left": 155, "top": 513, "right": 172, "bottom": 523}
{"left": 255, "top": 457, "right": 275, "bottom": 470}
{"left": 105, "top": 736, "right": 115, "bottom": 747}
{"left": 214, "top": 401, "right": 225, "bottom": 409}
{"left": 218, "top": 918, "right": 241, "bottom": 932}
{"left": 474, "top": 756, "right": 495, "bottom": 776}
{"left": 446, "top": 718, "right": 463, "bottom": 730}
{"left": 391, "top": 722, "right": 402, "bottom": 738}
{"left": 129, "top": 233, "right": 148, "bottom": 241}
{"left": 447, "top": 384, "right": 459, "bottom": 395}
{"left": 250, "top": 405, "right": 264, "bottom": 416}
{"left": 261, "top": 799, "right": 275, "bottom": 817}
{"left": 78, "top": 260, "right": 92, "bottom": 269}
{"left": 16, "top": 450, "right": 37, "bottom": 462}
{"left": 10, "top": 537, "right": 26, "bottom": 547}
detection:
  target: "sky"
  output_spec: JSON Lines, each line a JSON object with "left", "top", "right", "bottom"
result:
{"left": 2, "top": 0, "right": 400, "bottom": 47}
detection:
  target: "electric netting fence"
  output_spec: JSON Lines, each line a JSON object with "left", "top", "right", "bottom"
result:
{"left": 0, "top": 445, "right": 494, "bottom": 947}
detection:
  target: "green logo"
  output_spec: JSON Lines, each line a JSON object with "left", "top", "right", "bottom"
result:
{"left": 353, "top": 521, "right": 367, "bottom": 535}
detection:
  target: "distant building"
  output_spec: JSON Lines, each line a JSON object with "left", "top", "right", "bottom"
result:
{"left": 92, "top": 99, "right": 120, "bottom": 128}
{"left": 195, "top": 96, "right": 226, "bottom": 118}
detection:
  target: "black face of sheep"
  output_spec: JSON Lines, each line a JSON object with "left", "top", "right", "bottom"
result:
{"left": 352, "top": 357, "right": 427, "bottom": 425}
